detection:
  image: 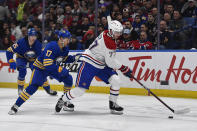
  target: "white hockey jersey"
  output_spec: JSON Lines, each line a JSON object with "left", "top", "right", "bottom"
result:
{"left": 81, "top": 30, "right": 122, "bottom": 69}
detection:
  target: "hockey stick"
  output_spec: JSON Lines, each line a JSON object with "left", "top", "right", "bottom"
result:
{"left": 68, "top": 54, "right": 82, "bottom": 69}
{"left": 131, "top": 75, "right": 190, "bottom": 115}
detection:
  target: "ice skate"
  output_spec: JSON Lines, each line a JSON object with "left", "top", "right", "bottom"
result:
{"left": 8, "top": 104, "right": 18, "bottom": 115}
{"left": 45, "top": 89, "right": 57, "bottom": 96}
{"left": 63, "top": 100, "right": 74, "bottom": 112}
{"left": 109, "top": 101, "right": 123, "bottom": 115}
{"left": 55, "top": 97, "right": 64, "bottom": 112}
{"left": 55, "top": 97, "right": 74, "bottom": 112}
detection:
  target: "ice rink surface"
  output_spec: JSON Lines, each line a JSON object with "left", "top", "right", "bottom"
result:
{"left": 1, "top": 88, "right": 197, "bottom": 131}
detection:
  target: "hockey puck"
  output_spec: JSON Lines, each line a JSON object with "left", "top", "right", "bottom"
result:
{"left": 168, "top": 116, "right": 173, "bottom": 119}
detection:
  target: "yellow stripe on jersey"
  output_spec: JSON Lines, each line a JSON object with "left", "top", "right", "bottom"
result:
{"left": 9, "top": 59, "right": 15, "bottom": 63}
{"left": 43, "top": 62, "right": 53, "bottom": 66}
{"left": 23, "top": 90, "right": 30, "bottom": 97}
{"left": 63, "top": 86, "right": 72, "bottom": 93}
{"left": 19, "top": 95, "right": 26, "bottom": 101}
{"left": 20, "top": 92, "right": 29, "bottom": 100}
{"left": 43, "top": 59, "right": 53, "bottom": 66}
{"left": 29, "top": 69, "right": 35, "bottom": 85}
{"left": 17, "top": 80, "right": 25, "bottom": 86}
{"left": 7, "top": 47, "right": 14, "bottom": 53}
{"left": 42, "top": 81, "right": 49, "bottom": 87}
{"left": 33, "top": 59, "right": 45, "bottom": 69}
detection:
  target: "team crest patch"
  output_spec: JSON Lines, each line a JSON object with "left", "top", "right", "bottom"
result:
{"left": 82, "top": 82, "right": 86, "bottom": 86}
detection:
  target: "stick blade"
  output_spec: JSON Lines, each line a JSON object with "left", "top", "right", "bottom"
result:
{"left": 174, "top": 108, "right": 190, "bottom": 114}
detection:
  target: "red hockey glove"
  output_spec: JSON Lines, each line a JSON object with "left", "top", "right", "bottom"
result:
{"left": 119, "top": 65, "right": 132, "bottom": 78}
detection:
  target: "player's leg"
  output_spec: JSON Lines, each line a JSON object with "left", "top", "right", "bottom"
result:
{"left": 97, "top": 67, "right": 123, "bottom": 114}
{"left": 55, "top": 62, "right": 97, "bottom": 112}
{"left": 60, "top": 74, "right": 74, "bottom": 111}
{"left": 16, "top": 58, "right": 27, "bottom": 95}
{"left": 42, "top": 79, "right": 57, "bottom": 96}
{"left": 8, "top": 69, "right": 45, "bottom": 115}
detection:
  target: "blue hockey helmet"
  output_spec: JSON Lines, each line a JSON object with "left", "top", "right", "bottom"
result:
{"left": 58, "top": 30, "right": 71, "bottom": 39}
{"left": 28, "top": 28, "right": 37, "bottom": 36}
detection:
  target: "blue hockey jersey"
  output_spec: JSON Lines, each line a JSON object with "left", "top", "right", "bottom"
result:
{"left": 6, "top": 37, "right": 42, "bottom": 62}
{"left": 33, "top": 41, "right": 75, "bottom": 77}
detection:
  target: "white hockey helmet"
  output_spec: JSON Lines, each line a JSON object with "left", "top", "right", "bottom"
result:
{"left": 108, "top": 20, "right": 123, "bottom": 36}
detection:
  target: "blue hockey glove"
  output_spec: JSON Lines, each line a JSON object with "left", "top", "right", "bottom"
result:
{"left": 58, "top": 66, "right": 69, "bottom": 78}
{"left": 119, "top": 65, "right": 132, "bottom": 78}
{"left": 9, "top": 59, "right": 16, "bottom": 70}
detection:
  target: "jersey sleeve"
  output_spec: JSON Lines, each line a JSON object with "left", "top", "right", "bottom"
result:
{"left": 43, "top": 45, "right": 60, "bottom": 76}
{"left": 6, "top": 39, "right": 22, "bottom": 62}
{"left": 104, "top": 48, "right": 122, "bottom": 70}
{"left": 103, "top": 32, "right": 122, "bottom": 70}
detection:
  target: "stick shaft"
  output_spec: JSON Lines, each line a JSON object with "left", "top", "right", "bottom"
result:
{"left": 131, "top": 76, "right": 175, "bottom": 113}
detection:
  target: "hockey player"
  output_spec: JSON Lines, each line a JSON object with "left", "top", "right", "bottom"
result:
{"left": 55, "top": 20, "right": 132, "bottom": 115}
{"left": 6, "top": 28, "right": 57, "bottom": 95}
{"left": 8, "top": 30, "right": 80, "bottom": 115}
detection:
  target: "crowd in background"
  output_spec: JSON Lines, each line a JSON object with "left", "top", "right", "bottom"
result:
{"left": 0, "top": 0, "right": 197, "bottom": 50}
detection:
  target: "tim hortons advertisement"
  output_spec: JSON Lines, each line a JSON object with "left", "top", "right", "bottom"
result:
{"left": 0, "top": 51, "right": 197, "bottom": 91}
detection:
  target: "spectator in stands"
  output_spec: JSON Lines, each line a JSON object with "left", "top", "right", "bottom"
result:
{"left": 17, "top": 0, "right": 28, "bottom": 21}
{"left": 56, "top": 6, "right": 65, "bottom": 24}
{"left": 165, "top": 4, "right": 174, "bottom": 16}
{"left": 169, "top": 10, "right": 186, "bottom": 49}
{"left": 117, "top": 28, "right": 132, "bottom": 50}
{"left": 69, "top": 35, "right": 84, "bottom": 50}
{"left": 99, "top": 4, "right": 110, "bottom": 17}
{"left": 131, "top": 31, "right": 153, "bottom": 50}
{"left": 82, "top": 29, "right": 95, "bottom": 49}
{"left": 122, "top": 8, "right": 133, "bottom": 23}
{"left": 157, "top": 20, "right": 172, "bottom": 49}
{"left": 0, "top": 1, "right": 11, "bottom": 29}
{"left": 124, "top": 20, "right": 138, "bottom": 40}
{"left": 101, "top": 16, "right": 108, "bottom": 30}
{"left": 164, "top": 12, "right": 172, "bottom": 28}
{"left": 147, "top": 13, "right": 157, "bottom": 42}
{"left": 21, "top": 26, "right": 27, "bottom": 37}
{"left": 140, "top": 23, "right": 154, "bottom": 42}
{"left": 98, "top": 23, "right": 104, "bottom": 34}
{"left": 10, "top": 21, "right": 22, "bottom": 41}
{"left": 0, "top": 36, "right": 14, "bottom": 50}
{"left": 132, "top": 15, "right": 144, "bottom": 33}
{"left": 181, "top": 0, "right": 197, "bottom": 17}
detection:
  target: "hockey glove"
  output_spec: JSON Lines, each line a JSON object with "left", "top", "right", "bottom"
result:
{"left": 119, "top": 65, "right": 132, "bottom": 78}
{"left": 58, "top": 66, "right": 69, "bottom": 78}
{"left": 9, "top": 59, "right": 16, "bottom": 70}
{"left": 74, "top": 53, "right": 82, "bottom": 62}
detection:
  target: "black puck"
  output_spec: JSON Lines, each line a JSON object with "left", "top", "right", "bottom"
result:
{"left": 168, "top": 116, "right": 173, "bottom": 119}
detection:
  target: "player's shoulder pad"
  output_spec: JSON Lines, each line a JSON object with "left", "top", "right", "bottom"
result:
{"left": 103, "top": 30, "right": 117, "bottom": 50}
{"left": 16, "top": 37, "right": 26, "bottom": 46}
{"left": 45, "top": 41, "right": 58, "bottom": 50}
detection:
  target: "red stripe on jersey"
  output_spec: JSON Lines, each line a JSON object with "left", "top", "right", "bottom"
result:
{"left": 82, "top": 54, "right": 104, "bottom": 65}
{"left": 76, "top": 62, "right": 85, "bottom": 87}
{"left": 103, "top": 30, "right": 117, "bottom": 50}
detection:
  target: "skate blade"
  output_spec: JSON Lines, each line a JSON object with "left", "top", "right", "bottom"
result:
{"left": 63, "top": 107, "right": 74, "bottom": 112}
{"left": 8, "top": 110, "right": 16, "bottom": 115}
{"left": 110, "top": 110, "right": 123, "bottom": 115}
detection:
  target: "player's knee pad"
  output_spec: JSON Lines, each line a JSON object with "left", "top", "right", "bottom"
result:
{"left": 108, "top": 75, "right": 121, "bottom": 90}
{"left": 70, "top": 87, "right": 86, "bottom": 98}
{"left": 63, "top": 74, "right": 73, "bottom": 87}
{"left": 17, "top": 67, "right": 27, "bottom": 78}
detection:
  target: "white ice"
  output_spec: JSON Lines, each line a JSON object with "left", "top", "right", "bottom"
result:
{"left": 0, "top": 88, "right": 197, "bottom": 131}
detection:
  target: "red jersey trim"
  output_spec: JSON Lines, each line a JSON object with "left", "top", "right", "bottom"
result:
{"left": 103, "top": 30, "right": 117, "bottom": 50}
